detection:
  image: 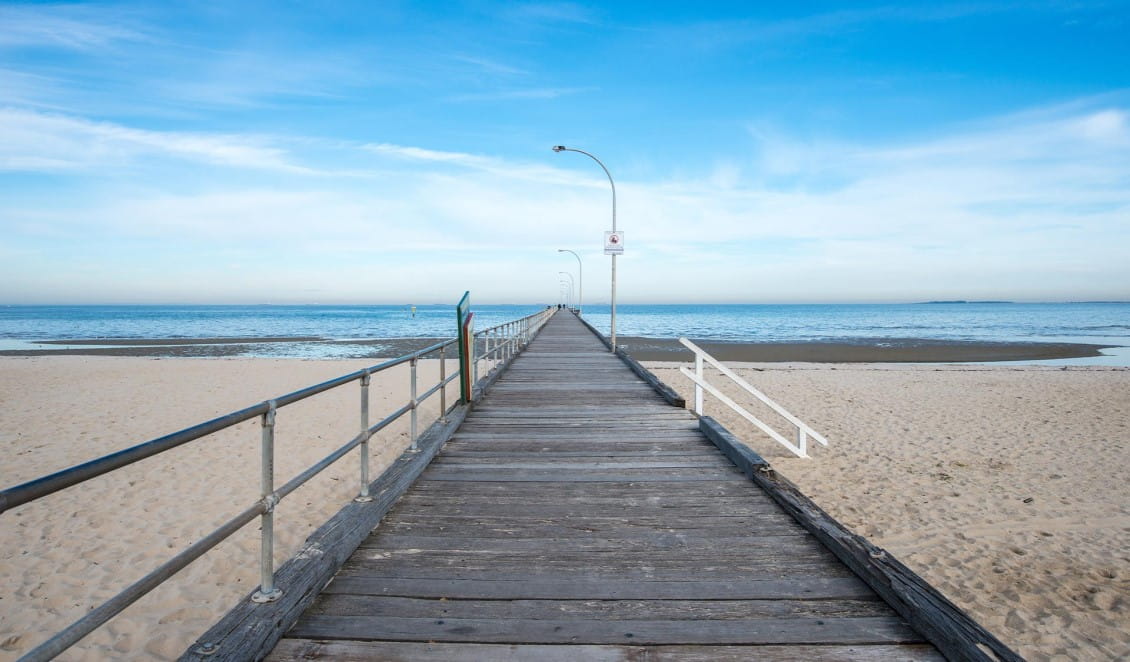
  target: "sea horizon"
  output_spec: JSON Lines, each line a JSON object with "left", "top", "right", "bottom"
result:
{"left": 1, "top": 302, "right": 1128, "bottom": 365}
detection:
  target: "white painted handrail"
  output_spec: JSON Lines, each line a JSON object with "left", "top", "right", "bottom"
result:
{"left": 677, "top": 337, "right": 829, "bottom": 458}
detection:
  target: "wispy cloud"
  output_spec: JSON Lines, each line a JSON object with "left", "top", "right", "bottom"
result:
{"left": 639, "top": 3, "right": 1100, "bottom": 53}
{"left": 448, "top": 86, "right": 593, "bottom": 102}
{"left": 451, "top": 54, "right": 529, "bottom": 77}
{"left": 365, "top": 143, "right": 485, "bottom": 165}
{"left": 0, "top": 108, "right": 315, "bottom": 173}
{"left": 499, "top": 3, "right": 598, "bottom": 26}
{"left": 4, "top": 96, "right": 1128, "bottom": 303}
{"left": 0, "top": 4, "right": 151, "bottom": 50}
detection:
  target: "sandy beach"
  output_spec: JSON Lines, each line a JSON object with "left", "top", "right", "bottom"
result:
{"left": 2, "top": 356, "right": 1128, "bottom": 660}
{"left": 0, "top": 356, "right": 455, "bottom": 661}
{"left": 645, "top": 361, "right": 1130, "bottom": 661}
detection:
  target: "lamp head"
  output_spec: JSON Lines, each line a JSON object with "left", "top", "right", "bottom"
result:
{"left": 552, "top": 145, "right": 566, "bottom": 152}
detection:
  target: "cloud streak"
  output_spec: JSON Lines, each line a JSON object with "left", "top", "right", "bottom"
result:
{"left": 3, "top": 96, "right": 1128, "bottom": 303}
{"left": 0, "top": 108, "right": 317, "bottom": 173}
{"left": 0, "top": 4, "right": 151, "bottom": 50}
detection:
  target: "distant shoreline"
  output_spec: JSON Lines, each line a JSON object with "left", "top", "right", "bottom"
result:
{"left": 618, "top": 336, "right": 1112, "bottom": 363}
{"left": 0, "top": 336, "right": 448, "bottom": 359}
{"left": 0, "top": 335, "right": 1114, "bottom": 363}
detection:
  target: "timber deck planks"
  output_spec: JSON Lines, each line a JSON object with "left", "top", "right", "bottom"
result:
{"left": 267, "top": 312, "right": 943, "bottom": 660}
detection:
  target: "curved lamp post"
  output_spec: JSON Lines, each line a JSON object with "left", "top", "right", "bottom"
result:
{"left": 552, "top": 145, "right": 617, "bottom": 351}
{"left": 557, "top": 249, "right": 583, "bottom": 315}
{"left": 558, "top": 271, "right": 575, "bottom": 311}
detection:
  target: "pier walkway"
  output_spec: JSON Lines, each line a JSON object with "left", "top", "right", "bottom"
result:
{"left": 265, "top": 312, "right": 945, "bottom": 660}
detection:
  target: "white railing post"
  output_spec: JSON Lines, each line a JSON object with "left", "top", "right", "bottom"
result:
{"left": 252, "top": 401, "right": 282, "bottom": 603}
{"left": 694, "top": 352, "right": 704, "bottom": 415}
{"left": 678, "top": 337, "right": 828, "bottom": 459}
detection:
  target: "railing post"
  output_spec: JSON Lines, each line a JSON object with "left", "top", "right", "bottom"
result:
{"left": 694, "top": 353, "right": 704, "bottom": 415}
{"left": 410, "top": 357, "right": 419, "bottom": 451}
{"left": 355, "top": 373, "right": 373, "bottom": 503}
{"left": 798, "top": 427, "right": 808, "bottom": 458}
{"left": 439, "top": 345, "right": 447, "bottom": 423}
{"left": 252, "top": 401, "right": 282, "bottom": 603}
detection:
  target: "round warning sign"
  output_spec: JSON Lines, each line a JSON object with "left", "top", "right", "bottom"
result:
{"left": 604, "top": 231, "right": 624, "bottom": 255}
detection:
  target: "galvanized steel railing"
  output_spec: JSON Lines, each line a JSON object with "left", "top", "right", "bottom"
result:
{"left": 678, "top": 337, "right": 829, "bottom": 458}
{"left": 0, "top": 306, "right": 554, "bottom": 662}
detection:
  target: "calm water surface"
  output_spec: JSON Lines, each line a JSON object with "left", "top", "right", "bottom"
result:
{"left": 1, "top": 303, "right": 1126, "bottom": 363}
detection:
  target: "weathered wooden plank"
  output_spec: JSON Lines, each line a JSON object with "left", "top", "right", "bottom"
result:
{"left": 440, "top": 448, "right": 720, "bottom": 458}
{"left": 286, "top": 614, "right": 923, "bottom": 645}
{"left": 359, "top": 532, "right": 825, "bottom": 553}
{"left": 336, "top": 550, "right": 848, "bottom": 575}
{"left": 268, "top": 640, "right": 945, "bottom": 662}
{"left": 468, "top": 408, "right": 686, "bottom": 415}
{"left": 322, "top": 575, "right": 878, "bottom": 600}
{"left": 429, "top": 459, "right": 727, "bottom": 470}
{"left": 407, "top": 479, "right": 761, "bottom": 498}
{"left": 344, "top": 546, "right": 841, "bottom": 568}
{"left": 304, "top": 595, "right": 894, "bottom": 620}
{"left": 447, "top": 434, "right": 709, "bottom": 444}
{"left": 418, "top": 467, "right": 743, "bottom": 482}
{"left": 455, "top": 423, "right": 701, "bottom": 431}
{"left": 391, "top": 494, "right": 784, "bottom": 513}
{"left": 379, "top": 510, "right": 791, "bottom": 527}
{"left": 373, "top": 522, "right": 810, "bottom": 540}
{"left": 373, "top": 506, "right": 790, "bottom": 524}
{"left": 335, "top": 561, "right": 846, "bottom": 580}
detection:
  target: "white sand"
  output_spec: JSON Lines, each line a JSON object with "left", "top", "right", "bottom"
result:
{"left": 2, "top": 357, "right": 1128, "bottom": 660}
{"left": 645, "top": 362, "right": 1130, "bottom": 661}
{"left": 0, "top": 356, "right": 455, "bottom": 661}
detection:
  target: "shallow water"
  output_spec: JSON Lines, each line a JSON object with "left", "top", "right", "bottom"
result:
{"left": 1, "top": 302, "right": 1126, "bottom": 363}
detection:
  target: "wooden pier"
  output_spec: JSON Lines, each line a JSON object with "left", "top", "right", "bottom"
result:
{"left": 260, "top": 312, "right": 963, "bottom": 660}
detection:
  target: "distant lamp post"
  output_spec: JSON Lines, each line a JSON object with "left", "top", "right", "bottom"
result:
{"left": 557, "top": 249, "right": 583, "bottom": 315}
{"left": 559, "top": 271, "right": 575, "bottom": 311}
{"left": 552, "top": 145, "right": 618, "bottom": 351}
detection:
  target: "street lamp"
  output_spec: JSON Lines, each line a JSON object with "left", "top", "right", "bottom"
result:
{"left": 559, "top": 271, "right": 575, "bottom": 311}
{"left": 552, "top": 145, "right": 618, "bottom": 351}
{"left": 557, "top": 249, "right": 583, "bottom": 315}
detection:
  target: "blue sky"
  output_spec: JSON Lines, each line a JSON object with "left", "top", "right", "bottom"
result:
{"left": 1, "top": 1, "right": 1128, "bottom": 304}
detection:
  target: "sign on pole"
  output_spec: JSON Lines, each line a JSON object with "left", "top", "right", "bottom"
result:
{"left": 604, "top": 231, "right": 624, "bottom": 255}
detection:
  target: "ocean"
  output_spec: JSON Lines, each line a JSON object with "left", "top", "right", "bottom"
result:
{"left": 1, "top": 302, "right": 1127, "bottom": 364}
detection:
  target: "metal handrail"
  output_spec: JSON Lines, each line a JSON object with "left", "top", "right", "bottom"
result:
{"left": 2, "top": 306, "right": 555, "bottom": 662}
{"left": 678, "top": 337, "right": 829, "bottom": 458}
